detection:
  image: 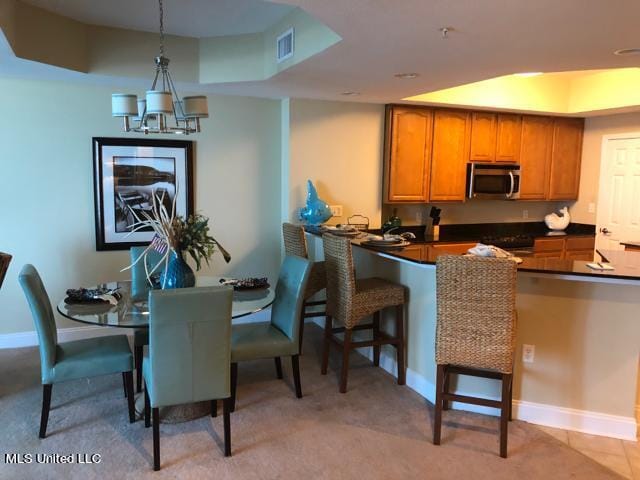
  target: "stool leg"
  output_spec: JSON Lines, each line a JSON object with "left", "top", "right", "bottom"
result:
{"left": 339, "top": 328, "right": 352, "bottom": 393}
{"left": 500, "top": 373, "right": 512, "bottom": 458}
{"left": 152, "top": 407, "right": 160, "bottom": 471}
{"left": 223, "top": 398, "right": 232, "bottom": 457}
{"left": 292, "top": 355, "right": 302, "bottom": 398}
{"left": 230, "top": 363, "right": 238, "bottom": 413}
{"left": 321, "top": 316, "right": 332, "bottom": 375}
{"left": 433, "top": 364, "right": 445, "bottom": 445}
{"left": 395, "top": 305, "right": 406, "bottom": 385}
{"left": 274, "top": 357, "right": 283, "bottom": 379}
{"left": 509, "top": 375, "right": 514, "bottom": 421}
{"left": 442, "top": 371, "right": 450, "bottom": 411}
{"left": 372, "top": 311, "right": 380, "bottom": 367}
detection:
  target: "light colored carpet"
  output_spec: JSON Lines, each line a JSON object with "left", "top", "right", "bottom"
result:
{"left": 0, "top": 324, "right": 622, "bottom": 479}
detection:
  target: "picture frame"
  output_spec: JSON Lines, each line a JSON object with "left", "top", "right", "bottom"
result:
{"left": 93, "top": 137, "right": 194, "bottom": 251}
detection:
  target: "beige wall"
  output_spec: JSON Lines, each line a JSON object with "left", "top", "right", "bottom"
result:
{"left": 288, "top": 99, "right": 385, "bottom": 228}
{"left": 0, "top": 76, "right": 281, "bottom": 335}
{"left": 572, "top": 112, "right": 640, "bottom": 224}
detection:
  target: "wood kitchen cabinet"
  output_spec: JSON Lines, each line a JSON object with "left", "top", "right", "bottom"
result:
{"left": 384, "top": 106, "right": 433, "bottom": 202}
{"left": 519, "top": 116, "right": 553, "bottom": 200}
{"left": 495, "top": 114, "right": 522, "bottom": 163}
{"left": 534, "top": 236, "right": 595, "bottom": 260}
{"left": 426, "top": 242, "right": 477, "bottom": 262}
{"left": 429, "top": 109, "right": 471, "bottom": 202}
{"left": 470, "top": 112, "right": 497, "bottom": 161}
{"left": 548, "top": 117, "right": 584, "bottom": 200}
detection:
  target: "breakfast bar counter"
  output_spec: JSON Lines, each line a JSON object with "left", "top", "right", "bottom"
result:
{"left": 305, "top": 232, "right": 640, "bottom": 440}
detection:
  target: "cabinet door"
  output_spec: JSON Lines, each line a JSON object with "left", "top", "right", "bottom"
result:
{"left": 548, "top": 117, "right": 584, "bottom": 200}
{"left": 386, "top": 107, "right": 433, "bottom": 202}
{"left": 519, "top": 116, "right": 553, "bottom": 200}
{"left": 427, "top": 242, "right": 476, "bottom": 262}
{"left": 495, "top": 114, "right": 522, "bottom": 163}
{"left": 430, "top": 110, "right": 471, "bottom": 202}
{"left": 470, "top": 112, "right": 497, "bottom": 162}
{"left": 564, "top": 250, "right": 594, "bottom": 261}
{"left": 398, "top": 244, "right": 425, "bottom": 262}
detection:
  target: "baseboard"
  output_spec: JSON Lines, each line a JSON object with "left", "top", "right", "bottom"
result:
{"left": 0, "top": 308, "right": 272, "bottom": 349}
{"left": 309, "top": 317, "right": 637, "bottom": 441}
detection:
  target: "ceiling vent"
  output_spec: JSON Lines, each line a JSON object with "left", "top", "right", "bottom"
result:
{"left": 276, "top": 28, "right": 294, "bottom": 63}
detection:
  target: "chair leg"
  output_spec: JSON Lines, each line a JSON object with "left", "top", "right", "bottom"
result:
{"left": 442, "top": 370, "right": 451, "bottom": 411}
{"left": 339, "top": 328, "right": 352, "bottom": 393}
{"left": 291, "top": 355, "right": 302, "bottom": 398}
{"left": 500, "top": 373, "right": 512, "bottom": 458}
{"left": 372, "top": 311, "right": 380, "bottom": 367}
{"left": 211, "top": 400, "right": 217, "bottom": 418}
{"left": 320, "top": 315, "right": 332, "bottom": 375}
{"left": 223, "top": 398, "right": 232, "bottom": 457}
{"left": 144, "top": 382, "right": 151, "bottom": 428}
{"left": 509, "top": 375, "right": 514, "bottom": 421}
{"left": 39, "top": 384, "right": 52, "bottom": 439}
{"left": 230, "top": 363, "right": 238, "bottom": 413}
{"left": 152, "top": 407, "right": 160, "bottom": 471}
{"left": 395, "top": 304, "right": 406, "bottom": 385}
{"left": 124, "top": 371, "right": 135, "bottom": 423}
{"left": 135, "top": 345, "right": 143, "bottom": 393}
{"left": 298, "top": 303, "right": 307, "bottom": 354}
{"left": 274, "top": 357, "right": 283, "bottom": 379}
{"left": 122, "top": 372, "right": 128, "bottom": 398}
{"left": 433, "top": 364, "right": 445, "bottom": 445}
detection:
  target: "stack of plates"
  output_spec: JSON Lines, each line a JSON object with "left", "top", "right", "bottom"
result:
{"left": 361, "top": 236, "right": 410, "bottom": 249}
{"left": 324, "top": 226, "right": 360, "bottom": 237}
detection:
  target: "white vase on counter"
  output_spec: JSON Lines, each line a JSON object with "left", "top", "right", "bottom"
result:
{"left": 544, "top": 206, "right": 571, "bottom": 231}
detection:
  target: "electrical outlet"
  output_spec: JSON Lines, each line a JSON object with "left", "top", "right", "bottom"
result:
{"left": 522, "top": 344, "right": 535, "bottom": 363}
{"left": 330, "top": 205, "right": 343, "bottom": 217}
{"left": 522, "top": 209, "right": 529, "bottom": 220}
{"left": 588, "top": 202, "right": 596, "bottom": 214}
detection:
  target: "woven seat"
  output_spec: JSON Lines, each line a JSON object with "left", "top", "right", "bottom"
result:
{"left": 433, "top": 255, "right": 517, "bottom": 458}
{"left": 321, "top": 234, "right": 407, "bottom": 393}
{"left": 0, "top": 252, "right": 12, "bottom": 290}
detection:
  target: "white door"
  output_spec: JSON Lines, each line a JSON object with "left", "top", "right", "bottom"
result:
{"left": 596, "top": 136, "right": 640, "bottom": 251}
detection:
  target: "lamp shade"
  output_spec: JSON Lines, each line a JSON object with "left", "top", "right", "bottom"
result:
{"left": 146, "top": 90, "right": 173, "bottom": 114}
{"left": 173, "top": 100, "right": 186, "bottom": 121}
{"left": 183, "top": 95, "right": 209, "bottom": 118}
{"left": 137, "top": 99, "right": 146, "bottom": 118}
{"left": 112, "top": 94, "right": 138, "bottom": 117}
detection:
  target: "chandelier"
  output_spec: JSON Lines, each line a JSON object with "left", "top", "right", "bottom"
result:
{"left": 111, "top": 0, "right": 208, "bottom": 135}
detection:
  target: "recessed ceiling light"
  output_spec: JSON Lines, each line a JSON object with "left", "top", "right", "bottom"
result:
{"left": 514, "top": 72, "right": 543, "bottom": 77}
{"left": 395, "top": 73, "right": 419, "bottom": 79}
{"left": 340, "top": 91, "right": 361, "bottom": 96}
{"left": 614, "top": 48, "right": 640, "bottom": 56}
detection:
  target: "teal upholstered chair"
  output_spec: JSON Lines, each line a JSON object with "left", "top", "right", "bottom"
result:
{"left": 230, "top": 255, "right": 311, "bottom": 411}
{"left": 143, "top": 286, "right": 233, "bottom": 471}
{"left": 130, "top": 246, "right": 165, "bottom": 393}
{"left": 18, "top": 264, "right": 135, "bottom": 438}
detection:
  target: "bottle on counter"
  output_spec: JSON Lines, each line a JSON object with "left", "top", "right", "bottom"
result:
{"left": 382, "top": 208, "right": 402, "bottom": 233}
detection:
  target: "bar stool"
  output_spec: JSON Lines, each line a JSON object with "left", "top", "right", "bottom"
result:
{"left": 321, "top": 233, "right": 407, "bottom": 393}
{"left": 282, "top": 223, "right": 327, "bottom": 349}
{"left": 433, "top": 255, "right": 517, "bottom": 458}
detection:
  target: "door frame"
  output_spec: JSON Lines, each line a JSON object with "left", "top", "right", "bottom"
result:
{"left": 596, "top": 132, "right": 640, "bottom": 250}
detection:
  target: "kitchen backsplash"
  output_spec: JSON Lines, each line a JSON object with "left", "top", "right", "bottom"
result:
{"left": 383, "top": 200, "right": 571, "bottom": 226}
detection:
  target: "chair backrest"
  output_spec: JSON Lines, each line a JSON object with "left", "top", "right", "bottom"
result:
{"left": 322, "top": 234, "right": 356, "bottom": 323}
{"left": 18, "top": 265, "right": 57, "bottom": 382}
{"left": 282, "top": 223, "right": 309, "bottom": 259}
{"left": 0, "top": 253, "right": 12, "bottom": 289}
{"left": 270, "top": 255, "right": 312, "bottom": 350}
{"left": 130, "top": 246, "right": 166, "bottom": 301}
{"left": 148, "top": 286, "right": 233, "bottom": 407}
{"left": 435, "top": 255, "right": 517, "bottom": 374}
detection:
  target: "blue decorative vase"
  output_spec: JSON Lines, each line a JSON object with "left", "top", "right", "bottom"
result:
{"left": 298, "top": 180, "right": 333, "bottom": 225}
{"left": 160, "top": 249, "right": 196, "bottom": 289}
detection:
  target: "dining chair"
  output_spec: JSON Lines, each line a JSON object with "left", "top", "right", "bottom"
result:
{"left": 321, "top": 234, "right": 407, "bottom": 393}
{"left": 282, "top": 223, "right": 326, "bottom": 352}
{"left": 18, "top": 264, "right": 135, "bottom": 438}
{"left": 143, "top": 286, "right": 233, "bottom": 471}
{"left": 433, "top": 255, "right": 517, "bottom": 458}
{"left": 0, "top": 252, "right": 12, "bottom": 289}
{"left": 230, "top": 255, "right": 311, "bottom": 411}
{"left": 130, "top": 246, "right": 165, "bottom": 393}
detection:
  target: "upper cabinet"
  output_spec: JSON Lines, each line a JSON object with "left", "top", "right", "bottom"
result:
{"left": 430, "top": 109, "right": 471, "bottom": 202}
{"left": 519, "top": 116, "right": 553, "bottom": 200}
{"left": 384, "top": 106, "right": 433, "bottom": 202}
{"left": 383, "top": 105, "right": 584, "bottom": 204}
{"left": 469, "top": 113, "right": 521, "bottom": 163}
{"left": 549, "top": 117, "right": 584, "bottom": 200}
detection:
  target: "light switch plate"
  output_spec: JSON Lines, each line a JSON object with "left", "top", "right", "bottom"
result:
{"left": 588, "top": 202, "right": 596, "bottom": 214}
{"left": 522, "top": 344, "right": 535, "bottom": 363}
{"left": 330, "top": 205, "right": 343, "bottom": 217}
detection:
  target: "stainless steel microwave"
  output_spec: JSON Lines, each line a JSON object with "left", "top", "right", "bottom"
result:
{"left": 466, "top": 163, "right": 521, "bottom": 200}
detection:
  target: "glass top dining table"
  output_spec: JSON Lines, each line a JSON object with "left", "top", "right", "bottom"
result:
{"left": 57, "top": 277, "right": 275, "bottom": 328}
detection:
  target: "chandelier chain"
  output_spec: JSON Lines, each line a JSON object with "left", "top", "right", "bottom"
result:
{"left": 158, "top": 0, "right": 165, "bottom": 57}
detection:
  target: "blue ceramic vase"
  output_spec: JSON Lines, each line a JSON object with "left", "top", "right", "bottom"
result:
{"left": 160, "top": 249, "right": 196, "bottom": 289}
{"left": 298, "top": 180, "right": 333, "bottom": 225}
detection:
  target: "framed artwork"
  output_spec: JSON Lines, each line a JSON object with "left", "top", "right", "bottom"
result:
{"left": 93, "top": 137, "right": 194, "bottom": 251}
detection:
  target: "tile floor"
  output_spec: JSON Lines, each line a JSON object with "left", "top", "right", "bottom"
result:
{"left": 535, "top": 426, "right": 639, "bottom": 479}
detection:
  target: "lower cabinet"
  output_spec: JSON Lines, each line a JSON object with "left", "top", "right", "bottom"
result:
{"left": 426, "top": 242, "right": 477, "bottom": 262}
{"left": 533, "top": 236, "right": 595, "bottom": 261}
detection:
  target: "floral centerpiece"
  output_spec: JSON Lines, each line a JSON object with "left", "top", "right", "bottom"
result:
{"left": 123, "top": 190, "right": 230, "bottom": 289}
